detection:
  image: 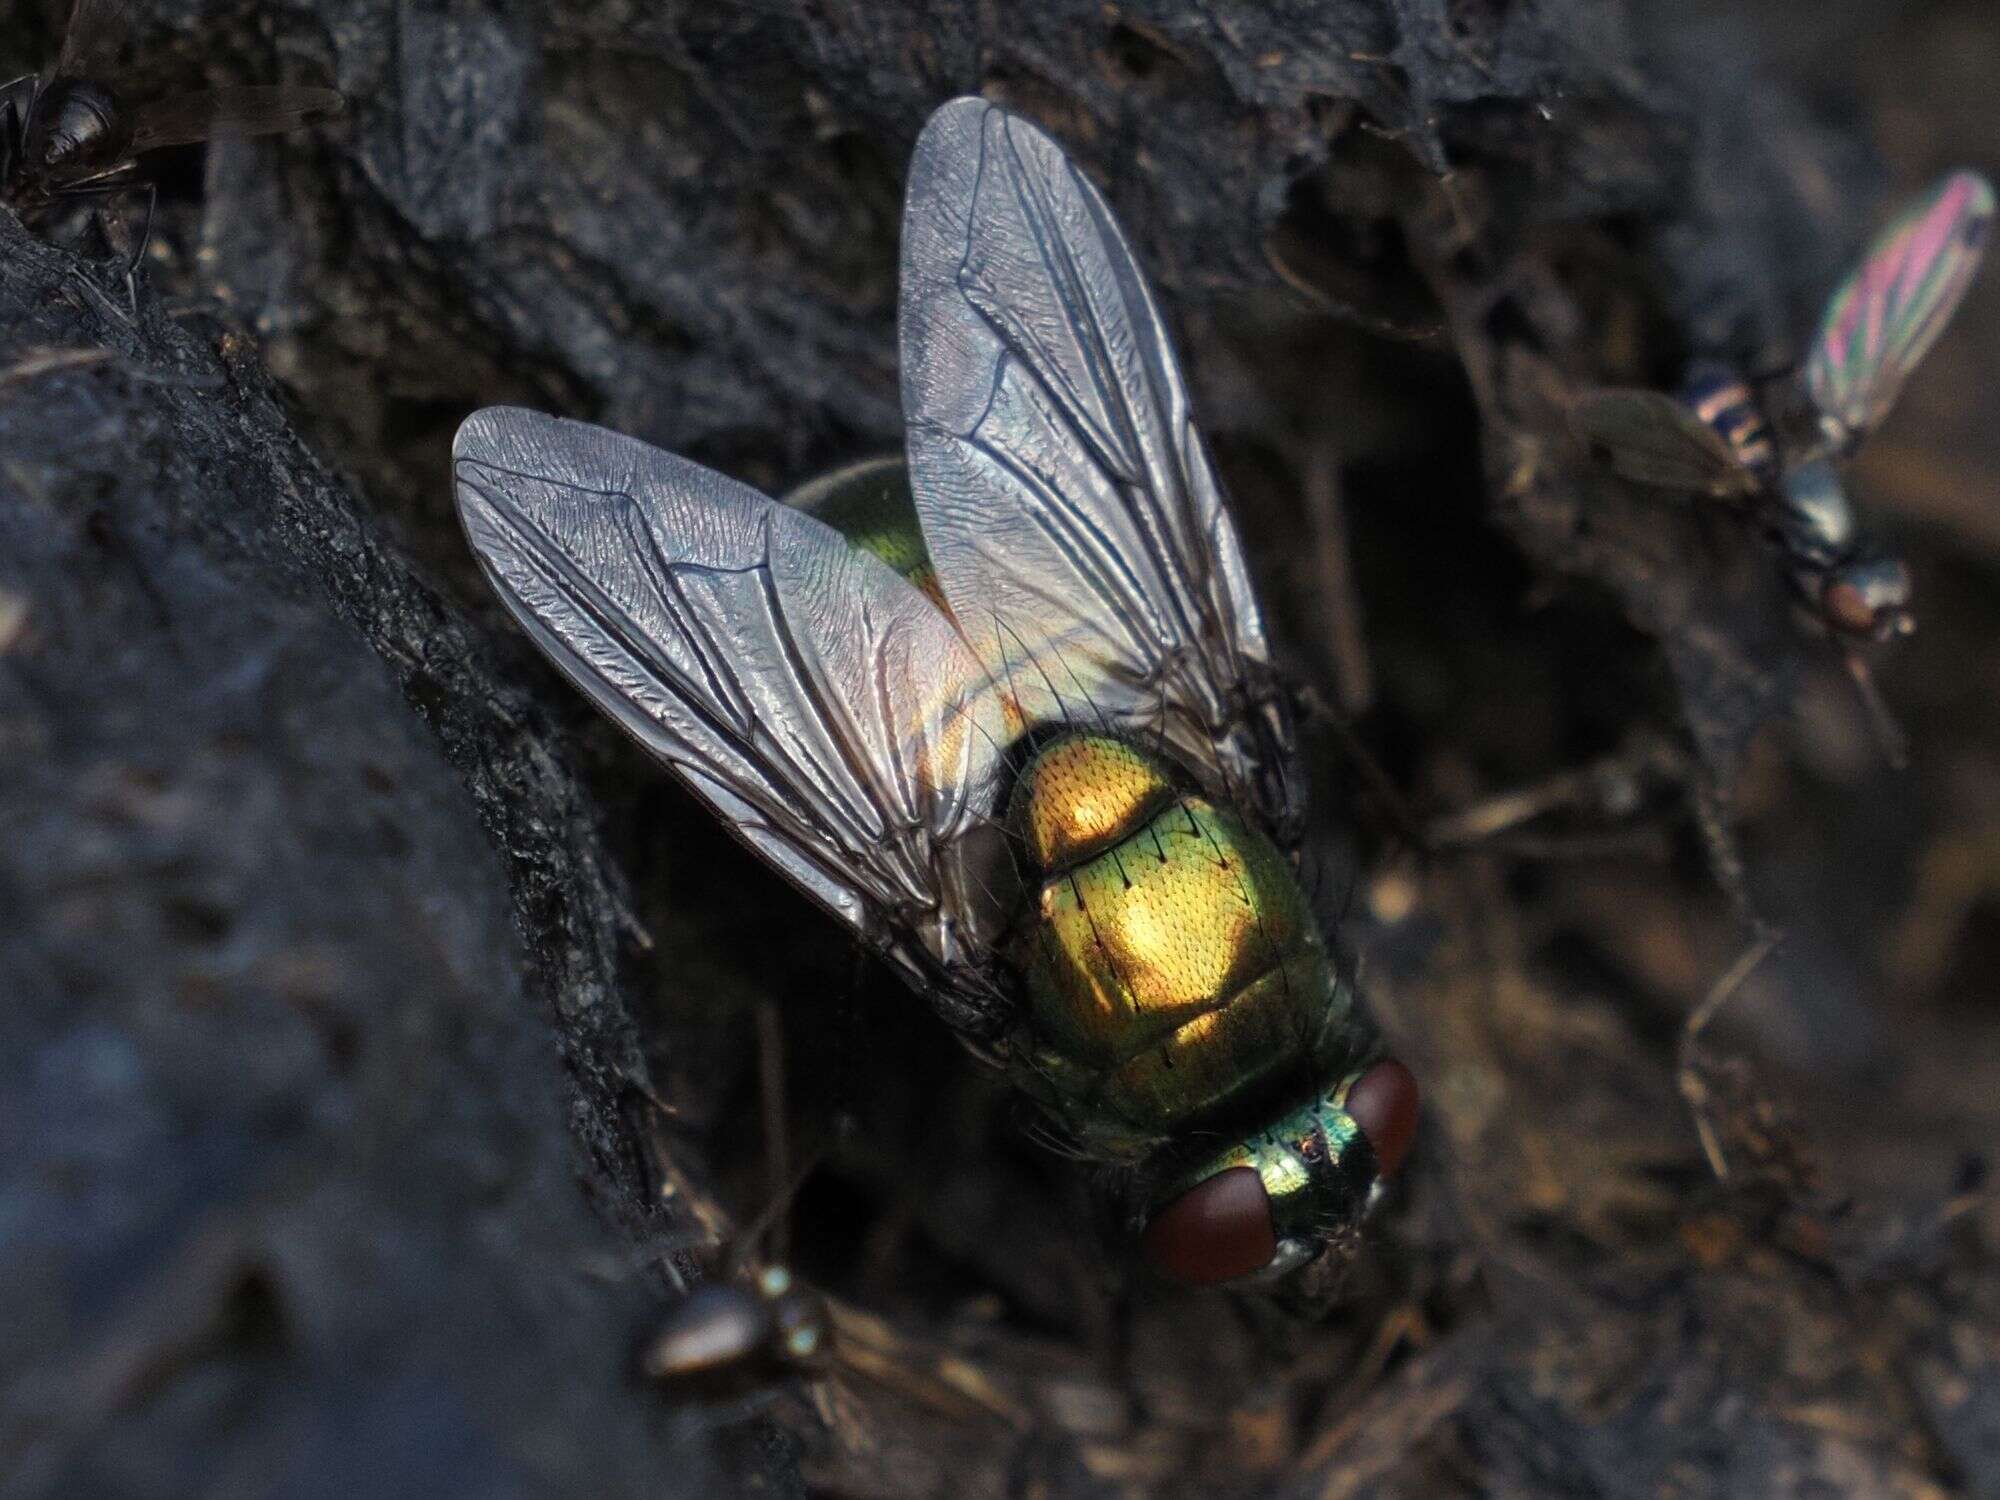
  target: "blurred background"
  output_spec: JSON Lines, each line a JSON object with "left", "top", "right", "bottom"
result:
{"left": 2, "top": 0, "right": 1996, "bottom": 1494}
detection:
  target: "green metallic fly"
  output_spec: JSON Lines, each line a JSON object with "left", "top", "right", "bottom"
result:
{"left": 453, "top": 98, "right": 1418, "bottom": 1299}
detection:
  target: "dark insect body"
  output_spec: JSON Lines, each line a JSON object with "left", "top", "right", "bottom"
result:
{"left": 1572, "top": 171, "right": 1994, "bottom": 646}
{"left": 0, "top": 0, "right": 341, "bottom": 301}
{"left": 1681, "top": 364, "right": 1776, "bottom": 479}
{"left": 639, "top": 1264, "right": 831, "bottom": 1401}
{"left": 453, "top": 100, "right": 1419, "bottom": 1305}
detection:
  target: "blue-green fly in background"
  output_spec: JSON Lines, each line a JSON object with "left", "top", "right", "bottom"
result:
{"left": 1571, "top": 171, "right": 1993, "bottom": 648}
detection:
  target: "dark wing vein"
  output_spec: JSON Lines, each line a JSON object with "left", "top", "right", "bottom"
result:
{"left": 901, "top": 98, "right": 1296, "bottom": 829}
{"left": 453, "top": 409, "right": 1014, "bottom": 987}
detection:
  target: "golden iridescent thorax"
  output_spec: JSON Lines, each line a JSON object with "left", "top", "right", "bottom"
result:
{"left": 1005, "top": 734, "right": 1352, "bottom": 1146}
{"left": 1014, "top": 734, "right": 1176, "bottom": 868}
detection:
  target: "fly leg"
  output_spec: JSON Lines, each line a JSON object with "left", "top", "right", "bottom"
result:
{"left": 732, "top": 997, "right": 834, "bottom": 1275}
{"left": 1298, "top": 701, "right": 1687, "bottom": 862}
{"left": 623, "top": 1069, "right": 728, "bottom": 1292}
{"left": 754, "top": 998, "right": 792, "bottom": 1267}
{"left": 1842, "top": 650, "right": 1911, "bottom": 770}
{"left": 1677, "top": 931, "right": 1783, "bottom": 1182}
{"left": 0, "top": 74, "right": 35, "bottom": 188}
{"left": 64, "top": 261, "right": 137, "bottom": 329}
{"left": 118, "top": 179, "right": 157, "bottom": 315}
{"left": 45, "top": 168, "right": 152, "bottom": 316}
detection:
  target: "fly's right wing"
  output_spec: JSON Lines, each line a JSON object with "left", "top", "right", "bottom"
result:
{"left": 1568, "top": 388, "right": 1761, "bottom": 498}
{"left": 1806, "top": 170, "right": 1994, "bottom": 445}
{"left": 899, "top": 98, "right": 1303, "bottom": 841}
{"left": 453, "top": 408, "right": 1014, "bottom": 1004}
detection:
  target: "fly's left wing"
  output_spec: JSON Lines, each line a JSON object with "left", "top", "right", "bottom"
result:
{"left": 128, "top": 86, "right": 344, "bottom": 154}
{"left": 1806, "top": 170, "right": 1994, "bottom": 445}
{"left": 52, "top": 0, "right": 129, "bottom": 83}
{"left": 453, "top": 408, "right": 1013, "bottom": 1003}
{"left": 899, "top": 98, "right": 1302, "bottom": 841}
{"left": 1567, "top": 388, "right": 1761, "bottom": 498}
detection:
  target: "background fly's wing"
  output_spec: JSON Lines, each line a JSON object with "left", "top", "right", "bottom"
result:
{"left": 127, "top": 86, "right": 344, "bottom": 153}
{"left": 453, "top": 408, "right": 1013, "bottom": 994}
{"left": 52, "top": 0, "right": 129, "bottom": 82}
{"left": 1806, "top": 170, "right": 1995, "bottom": 444}
{"left": 1568, "top": 388, "right": 1761, "bottom": 498}
{"left": 899, "top": 97, "right": 1303, "bottom": 842}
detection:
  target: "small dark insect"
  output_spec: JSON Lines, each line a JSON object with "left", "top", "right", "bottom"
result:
{"left": 0, "top": 0, "right": 342, "bottom": 302}
{"left": 631, "top": 1002, "right": 835, "bottom": 1405}
{"left": 639, "top": 1262, "right": 832, "bottom": 1401}
{"left": 1570, "top": 173, "right": 1993, "bottom": 758}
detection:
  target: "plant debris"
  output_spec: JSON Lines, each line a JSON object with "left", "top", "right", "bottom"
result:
{"left": 4, "top": 0, "right": 1999, "bottom": 1495}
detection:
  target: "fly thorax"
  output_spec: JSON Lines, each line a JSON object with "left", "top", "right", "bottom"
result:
{"left": 1776, "top": 455, "right": 1856, "bottom": 563}
{"left": 1002, "top": 733, "right": 1350, "bottom": 1148}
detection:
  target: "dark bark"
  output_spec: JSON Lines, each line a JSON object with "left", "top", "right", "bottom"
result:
{"left": 3, "top": 0, "right": 1997, "bottom": 1495}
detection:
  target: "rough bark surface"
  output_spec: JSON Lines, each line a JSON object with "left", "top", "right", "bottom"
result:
{"left": 3, "top": 0, "right": 1998, "bottom": 1495}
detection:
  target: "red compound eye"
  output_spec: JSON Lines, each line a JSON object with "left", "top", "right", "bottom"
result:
{"left": 1346, "top": 1059, "right": 1420, "bottom": 1177}
{"left": 1822, "top": 581, "right": 1877, "bottom": 636}
{"left": 1140, "top": 1166, "right": 1277, "bottom": 1286}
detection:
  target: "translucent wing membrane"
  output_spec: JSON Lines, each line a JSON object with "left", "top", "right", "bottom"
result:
{"left": 1807, "top": 170, "right": 1995, "bottom": 444}
{"left": 453, "top": 408, "right": 1013, "bottom": 993}
{"left": 1567, "top": 388, "right": 1760, "bottom": 497}
{"left": 53, "top": 0, "right": 129, "bottom": 83}
{"left": 128, "top": 86, "right": 343, "bottom": 154}
{"left": 899, "top": 98, "right": 1302, "bottom": 840}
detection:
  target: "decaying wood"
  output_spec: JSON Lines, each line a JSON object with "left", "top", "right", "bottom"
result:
{"left": 4, "top": 0, "right": 1998, "bottom": 1494}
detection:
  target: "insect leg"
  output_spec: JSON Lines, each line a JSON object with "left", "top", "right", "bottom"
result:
{"left": 732, "top": 993, "right": 838, "bottom": 1277}
{"left": 1677, "top": 932, "right": 1783, "bottom": 1181}
{"left": 0, "top": 74, "right": 34, "bottom": 184}
{"left": 66, "top": 176, "right": 155, "bottom": 316}
{"left": 1843, "top": 651, "right": 1911, "bottom": 771}
{"left": 64, "top": 261, "right": 136, "bottom": 329}
{"left": 45, "top": 170, "right": 153, "bottom": 312}
{"left": 622, "top": 1070, "right": 729, "bottom": 1287}
{"left": 119, "top": 179, "right": 157, "bottom": 315}
{"left": 1690, "top": 773, "right": 1763, "bottom": 931}
{"left": 753, "top": 998, "right": 791, "bottom": 1268}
